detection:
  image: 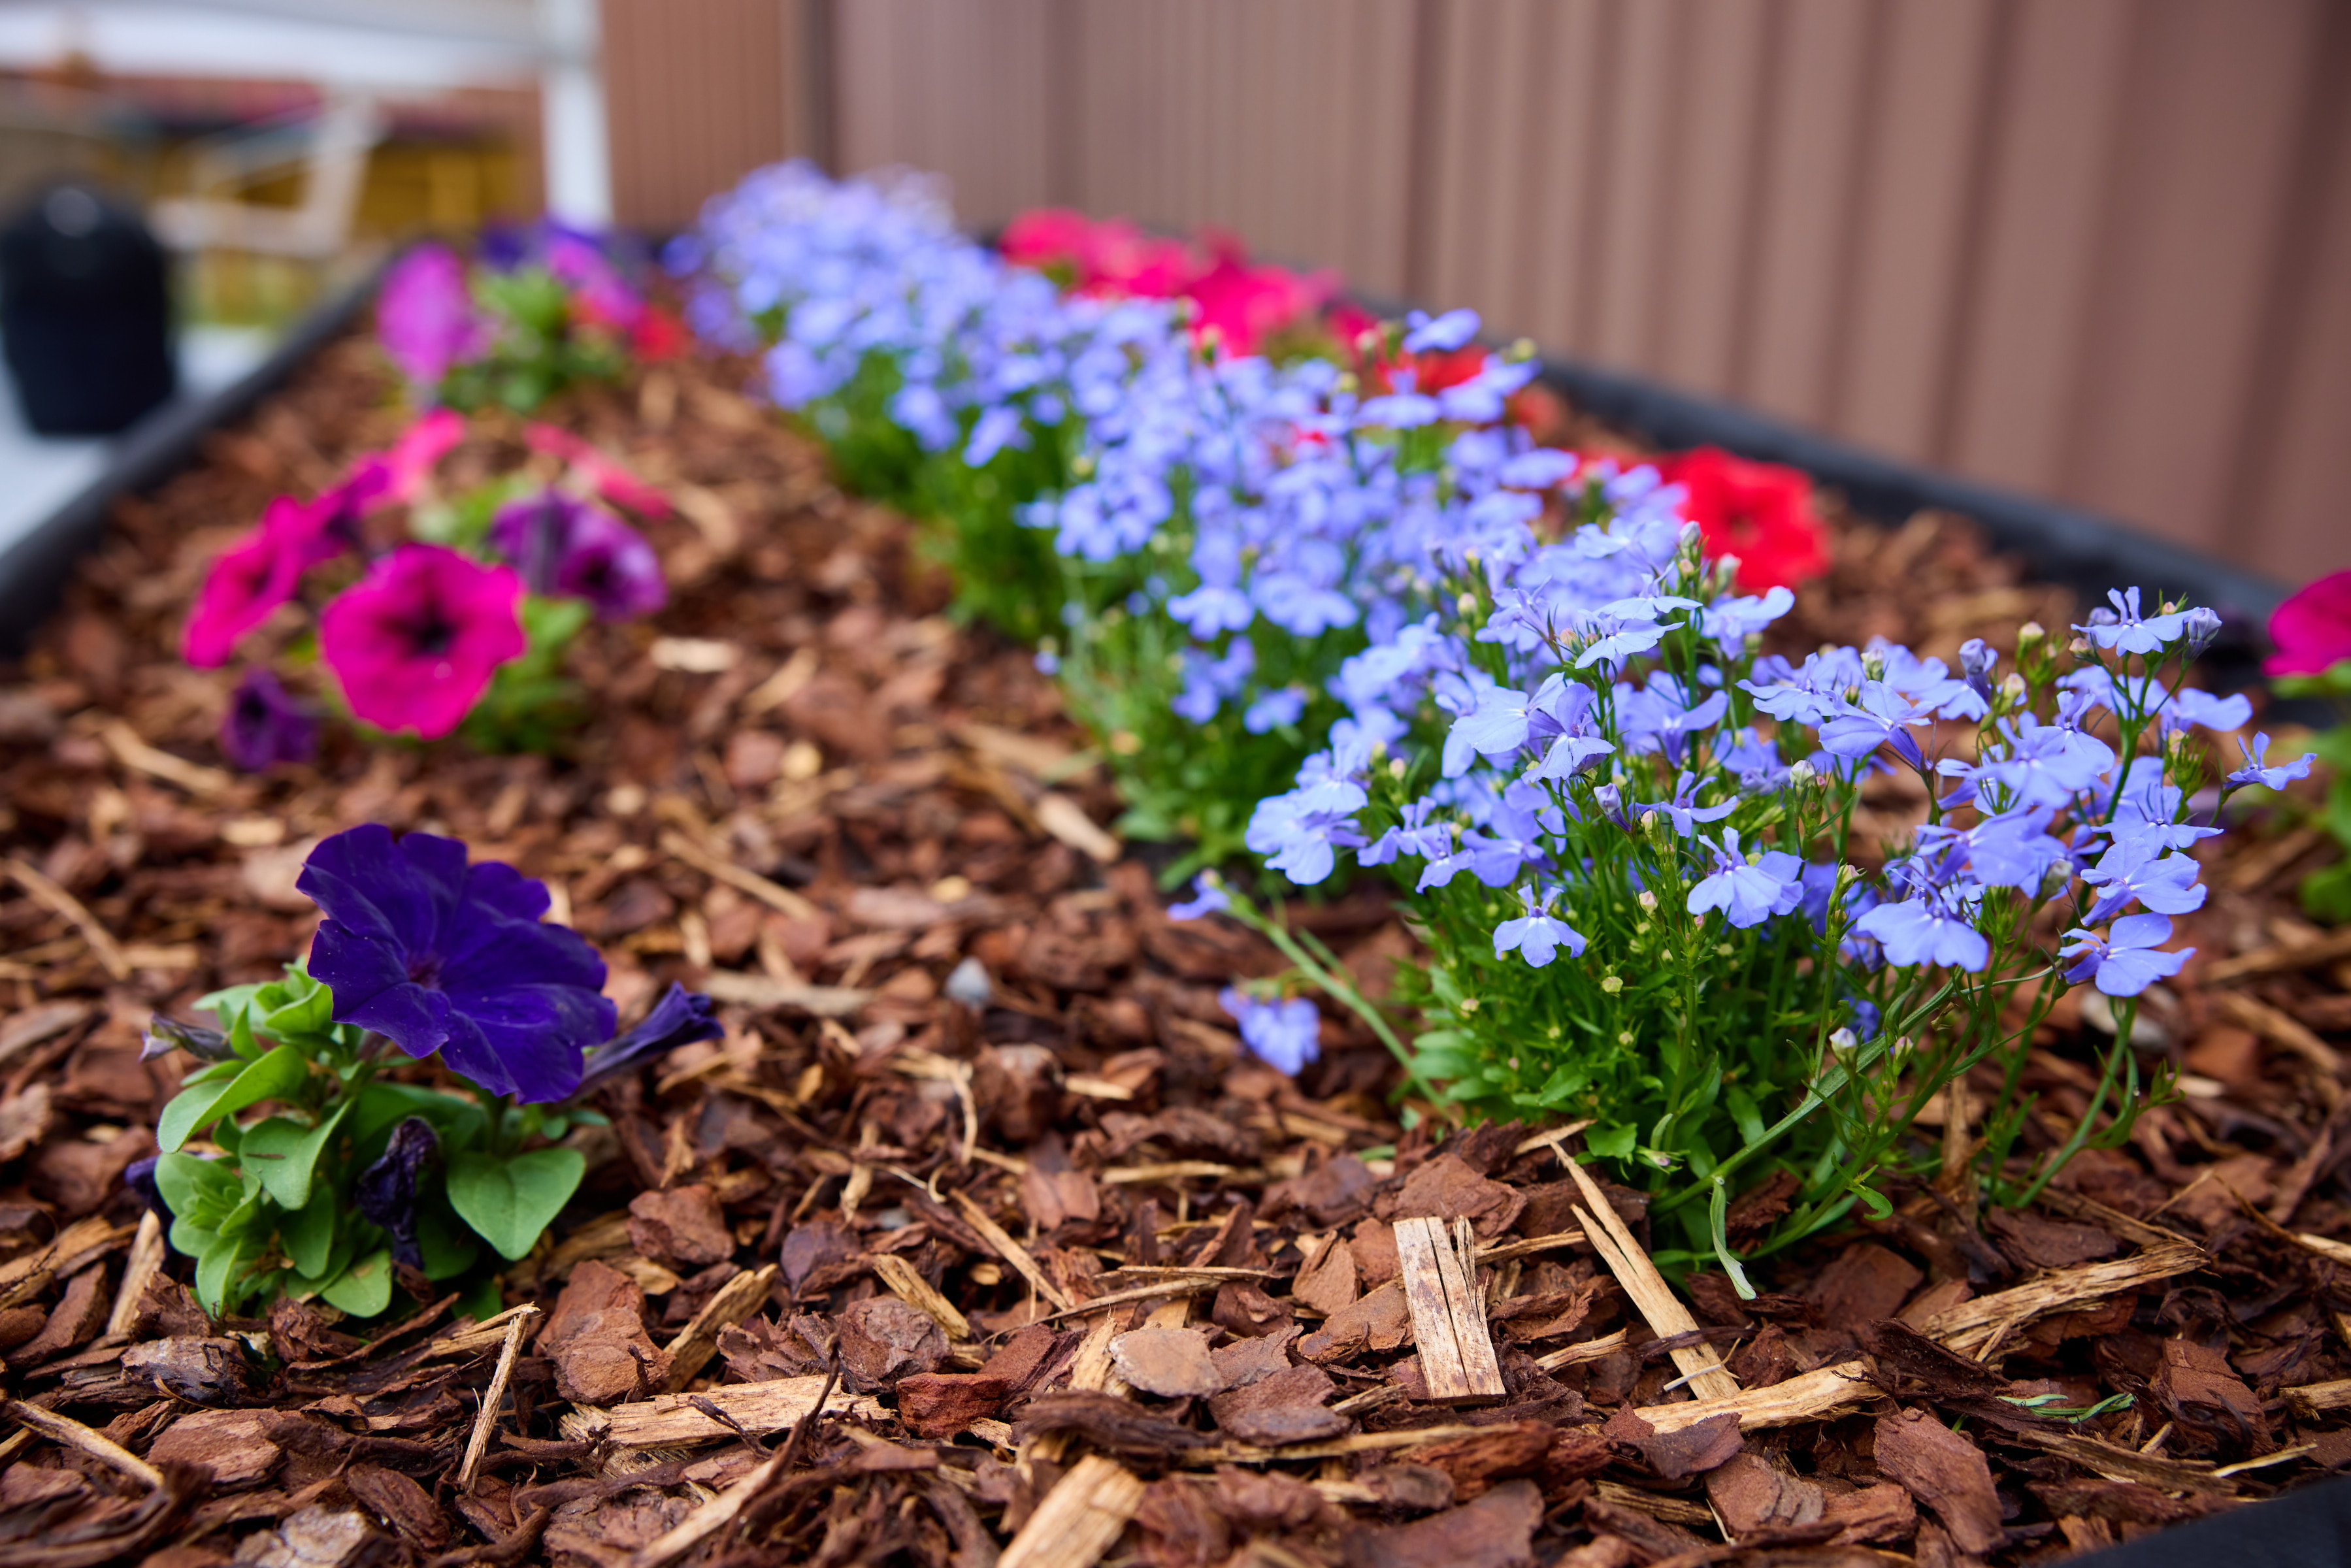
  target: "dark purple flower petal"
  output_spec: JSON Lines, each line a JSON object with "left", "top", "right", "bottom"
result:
{"left": 299, "top": 826, "right": 613, "bottom": 1103}
{"left": 221, "top": 668, "right": 319, "bottom": 772}
{"left": 354, "top": 1117, "right": 439, "bottom": 1269}
{"left": 123, "top": 1154, "right": 164, "bottom": 1218}
{"left": 142, "top": 1014, "right": 234, "bottom": 1064}
{"left": 580, "top": 983, "right": 723, "bottom": 1091}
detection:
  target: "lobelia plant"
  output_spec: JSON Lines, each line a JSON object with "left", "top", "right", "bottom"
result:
{"left": 379, "top": 223, "right": 686, "bottom": 414}
{"left": 133, "top": 826, "right": 721, "bottom": 1319}
{"left": 2262, "top": 569, "right": 2351, "bottom": 921}
{"left": 1194, "top": 484, "right": 2305, "bottom": 1279}
{"left": 182, "top": 411, "right": 674, "bottom": 759}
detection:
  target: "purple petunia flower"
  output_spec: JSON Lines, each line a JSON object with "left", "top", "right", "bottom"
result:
{"left": 1686, "top": 827, "right": 1805, "bottom": 929}
{"left": 2226, "top": 731, "right": 2316, "bottom": 792}
{"left": 487, "top": 491, "right": 667, "bottom": 621}
{"left": 221, "top": 667, "right": 318, "bottom": 772}
{"left": 1219, "top": 988, "right": 1321, "bottom": 1075}
{"left": 579, "top": 982, "right": 723, "bottom": 1090}
{"left": 378, "top": 242, "right": 489, "bottom": 389}
{"left": 1492, "top": 885, "right": 1587, "bottom": 967}
{"left": 2060, "top": 913, "right": 2192, "bottom": 998}
{"left": 299, "top": 826, "right": 616, "bottom": 1103}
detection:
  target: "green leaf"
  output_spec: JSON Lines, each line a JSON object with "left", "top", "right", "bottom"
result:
{"left": 158, "top": 1045, "right": 309, "bottom": 1152}
{"left": 258, "top": 972, "right": 336, "bottom": 1041}
{"left": 1585, "top": 1124, "right": 1637, "bottom": 1160}
{"left": 320, "top": 1249, "right": 394, "bottom": 1318}
{"left": 446, "top": 1147, "right": 585, "bottom": 1260}
{"left": 153, "top": 1151, "right": 241, "bottom": 1228}
{"left": 417, "top": 1201, "right": 480, "bottom": 1281}
{"left": 195, "top": 1229, "right": 259, "bottom": 1316}
{"left": 282, "top": 1186, "right": 338, "bottom": 1281}
{"left": 351, "top": 1082, "right": 487, "bottom": 1151}
{"left": 237, "top": 1100, "right": 352, "bottom": 1212}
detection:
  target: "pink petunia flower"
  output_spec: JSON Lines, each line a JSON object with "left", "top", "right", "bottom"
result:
{"left": 378, "top": 243, "right": 489, "bottom": 389}
{"left": 522, "top": 423, "right": 672, "bottom": 518}
{"left": 2266, "top": 570, "right": 2351, "bottom": 678}
{"left": 318, "top": 545, "right": 525, "bottom": 738}
{"left": 182, "top": 497, "right": 324, "bottom": 666}
{"left": 376, "top": 409, "right": 466, "bottom": 503}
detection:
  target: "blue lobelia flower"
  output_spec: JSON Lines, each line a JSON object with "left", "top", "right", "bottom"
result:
{"left": 2076, "top": 587, "right": 2190, "bottom": 655}
{"left": 299, "top": 826, "right": 616, "bottom": 1103}
{"left": 1402, "top": 306, "right": 1480, "bottom": 353}
{"left": 1219, "top": 988, "right": 1321, "bottom": 1075}
{"left": 2060, "top": 913, "right": 2193, "bottom": 998}
{"left": 1852, "top": 886, "right": 1990, "bottom": 972}
{"left": 1493, "top": 885, "right": 1587, "bottom": 966}
{"left": 2080, "top": 832, "right": 2207, "bottom": 923}
{"left": 580, "top": 982, "right": 724, "bottom": 1091}
{"left": 2226, "top": 731, "right": 2316, "bottom": 792}
{"left": 1166, "top": 874, "right": 1231, "bottom": 921}
{"left": 1686, "top": 828, "right": 1805, "bottom": 929}
{"left": 1243, "top": 688, "right": 1308, "bottom": 734}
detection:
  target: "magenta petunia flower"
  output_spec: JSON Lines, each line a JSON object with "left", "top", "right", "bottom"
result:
{"left": 182, "top": 497, "right": 319, "bottom": 666}
{"left": 318, "top": 544, "right": 525, "bottom": 738}
{"left": 2267, "top": 570, "right": 2351, "bottom": 678}
{"left": 487, "top": 489, "right": 666, "bottom": 621}
{"left": 376, "top": 408, "right": 466, "bottom": 502}
{"left": 378, "top": 243, "right": 489, "bottom": 389}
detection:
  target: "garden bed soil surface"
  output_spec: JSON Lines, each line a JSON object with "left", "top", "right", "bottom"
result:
{"left": 3, "top": 338, "right": 2350, "bottom": 1568}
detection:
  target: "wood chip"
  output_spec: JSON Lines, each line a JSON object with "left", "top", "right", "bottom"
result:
{"left": 660, "top": 828, "right": 820, "bottom": 922}
{"left": 661, "top": 1265, "right": 778, "bottom": 1391}
{"left": 100, "top": 719, "right": 233, "bottom": 796}
{"left": 625, "top": 1448, "right": 787, "bottom": 1568}
{"left": 1032, "top": 792, "right": 1119, "bottom": 863}
{"left": 2284, "top": 1378, "right": 2351, "bottom": 1418}
{"left": 1920, "top": 1241, "right": 2206, "bottom": 1358}
{"left": 5, "top": 856, "right": 130, "bottom": 979}
{"left": 1535, "top": 1328, "right": 1632, "bottom": 1371}
{"left": 870, "top": 1253, "right": 972, "bottom": 1343}
{"left": 562, "top": 1375, "right": 883, "bottom": 1450}
{"left": 1564, "top": 1158, "right": 1739, "bottom": 1401}
{"left": 105, "top": 1210, "right": 165, "bottom": 1337}
{"left": 2216, "top": 991, "right": 2346, "bottom": 1083}
{"left": 3, "top": 1396, "right": 164, "bottom": 1488}
{"left": 1634, "top": 1360, "right": 1874, "bottom": 1435}
{"left": 951, "top": 1190, "right": 1072, "bottom": 1311}
{"left": 1393, "top": 1216, "right": 1505, "bottom": 1402}
{"left": 998, "top": 1453, "right": 1143, "bottom": 1568}
{"left": 457, "top": 1305, "right": 536, "bottom": 1488}
{"left": 2205, "top": 922, "right": 2351, "bottom": 983}
{"left": 0, "top": 1000, "right": 95, "bottom": 1070}
{"left": 699, "top": 970, "right": 870, "bottom": 1017}
{"left": 1472, "top": 1228, "right": 1588, "bottom": 1263}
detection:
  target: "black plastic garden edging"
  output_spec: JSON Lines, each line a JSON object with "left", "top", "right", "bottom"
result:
{"left": 0, "top": 270, "right": 379, "bottom": 658}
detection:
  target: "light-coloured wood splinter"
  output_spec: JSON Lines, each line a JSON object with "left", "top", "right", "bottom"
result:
{"left": 1562, "top": 1158, "right": 1741, "bottom": 1401}
{"left": 997, "top": 1453, "right": 1144, "bottom": 1568}
{"left": 662, "top": 1264, "right": 780, "bottom": 1391}
{"left": 457, "top": 1305, "right": 537, "bottom": 1488}
{"left": 1633, "top": 1360, "right": 1872, "bottom": 1434}
{"left": 1393, "top": 1216, "right": 1505, "bottom": 1401}
{"left": 563, "top": 1375, "right": 883, "bottom": 1450}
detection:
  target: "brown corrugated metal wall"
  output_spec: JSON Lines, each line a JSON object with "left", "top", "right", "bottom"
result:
{"left": 603, "top": 0, "right": 2351, "bottom": 583}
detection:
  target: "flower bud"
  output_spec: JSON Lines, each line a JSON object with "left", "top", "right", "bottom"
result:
{"left": 2183, "top": 606, "right": 2222, "bottom": 659}
{"left": 142, "top": 1014, "right": 235, "bottom": 1065}
{"left": 580, "top": 983, "right": 725, "bottom": 1092}
{"left": 1788, "top": 760, "right": 1817, "bottom": 787}
{"left": 1827, "top": 1026, "right": 1858, "bottom": 1057}
{"left": 1456, "top": 591, "right": 1477, "bottom": 615}
{"left": 2016, "top": 621, "right": 2045, "bottom": 651}
{"left": 1637, "top": 890, "right": 1658, "bottom": 911}
{"left": 354, "top": 1117, "right": 440, "bottom": 1270}
{"left": 1998, "top": 672, "right": 2026, "bottom": 702}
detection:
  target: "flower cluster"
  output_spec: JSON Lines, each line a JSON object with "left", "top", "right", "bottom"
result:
{"left": 999, "top": 208, "right": 1340, "bottom": 356}
{"left": 182, "top": 411, "right": 672, "bottom": 759}
{"left": 136, "top": 827, "right": 721, "bottom": 1316}
{"left": 380, "top": 223, "right": 685, "bottom": 414}
{"left": 2265, "top": 570, "right": 2351, "bottom": 921}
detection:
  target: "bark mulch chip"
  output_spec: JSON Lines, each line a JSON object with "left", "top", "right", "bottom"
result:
{"left": 3, "top": 335, "right": 2350, "bottom": 1564}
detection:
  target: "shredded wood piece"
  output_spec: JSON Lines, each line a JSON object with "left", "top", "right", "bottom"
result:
{"left": 951, "top": 1190, "right": 1073, "bottom": 1310}
{"left": 1535, "top": 1328, "right": 1632, "bottom": 1371}
{"left": 1101, "top": 1161, "right": 1239, "bottom": 1184}
{"left": 6, "top": 857, "right": 131, "bottom": 979}
{"left": 998, "top": 1454, "right": 1143, "bottom": 1568}
{"left": 1188, "top": 1422, "right": 1498, "bottom": 1466}
{"left": 1633, "top": 1360, "right": 1873, "bottom": 1434}
{"left": 743, "top": 646, "right": 819, "bottom": 713}
{"left": 871, "top": 1253, "right": 972, "bottom": 1342}
{"left": 1474, "top": 1228, "right": 1589, "bottom": 1262}
{"left": 659, "top": 828, "right": 821, "bottom": 921}
{"left": 949, "top": 719, "right": 1095, "bottom": 783}
{"left": 2216, "top": 990, "right": 2346, "bottom": 1083}
{"left": 2212, "top": 1445, "right": 2315, "bottom": 1477}
{"left": 661, "top": 1264, "right": 780, "bottom": 1390}
{"left": 0, "top": 1214, "right": 131, "bottom": 1303}
{"left": 2034, "top": 1185, "right": 2199, "bottom": 1251}
{"left": 624, "top": 1448, "right": 787, "bottom": 1568}
{"left": 1393, "top": 1216, "right": 1505, "bottom": 1401}
{"left": 99, "top": 719, "right": 233, "bottom": 796}
{"left": 427, "top": 1303, "right": 542, "bottom": 1360}
{"left": 105, "top": 1211, "right": 165, "bottom": 1337}
{"left": 1068, "top": 1308, "right": 1125, "bottom": 1394}
{"left": 1032, "top": 792, "right": 1120, "bottom": 862}
{"left": 2295, "top": 1233, "right": 2351, "bottom": 1269}
{"left": 2285, "top": 1379, "right": 2351, "bottom": 1418}
{"left": 1920, "top": 1241, "right": 2206, "bottom": 1358}
{"left": 893, "top": 1048, "right": 978, "bottom": 1166}
{"left": 564, "top": 1375, "right": 882, "bottom": 1451}
{"left": 457, "top": 1305, "right": 536, "bottom": 1488}
{"left": 1563, "top": 1158, "right": 1740, "bottom": 1401}
{"left": 698, "top": 970, "right": 871, "bottom": 1018}
{"left": 1594, "top": 1478, "right": 1718, "bottom": 1528}
{"left": 1036, "top": 1279, "right": 1223, "bottom": 1324}
{"left": 2205, "top": 922, "right": 2351, "bottom": 983}
{"left": 3, "top": 1396, "right": 164, "bottom": 1488}
{"left": 0, "top": 999, "right": 95, "bottom": 1070}
{"left": 2011, "top": 1429, "right": 2237, "bottom": 1494}
{"left": 2222, "top": 824, "right": 2328, "bottom": 896}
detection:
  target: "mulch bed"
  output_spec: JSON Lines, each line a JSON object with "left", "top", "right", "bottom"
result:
{"left": 3, "top": 335, "right": 2351, "bottom": 1568}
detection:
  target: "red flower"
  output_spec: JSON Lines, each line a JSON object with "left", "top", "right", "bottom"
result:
{"left": 629, "top": 306, "right": 688, "bottom": 361}
{"left": 1651, "top": 447, "right": 1830, "bottom": 592}
{"left": 2267, "top": 570, "right": 2351, "bottom": 678}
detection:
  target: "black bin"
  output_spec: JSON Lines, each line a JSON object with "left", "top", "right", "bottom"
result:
{"left": 0, "top": 181, "right": 176, "bottom": 435}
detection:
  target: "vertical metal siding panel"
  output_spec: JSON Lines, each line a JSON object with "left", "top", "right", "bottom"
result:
{"left": 2247, "top": 106, "right": 2351, "bottom": 580}
{"left": 1943, "top": 0, "right": 2131, "bottom": 497}
{"left": 1655, "top": 0, "right": 1771, "bottom": 397}
{"left": 1588, "top": 0, "right": 1683, "bottom": 367}
{"left": 1740, "top": 0, "right": 1876, "bottom": 427}
{"left": 2063, "top": 0, "right": 2324, "bottom": 550}
{"left": 830, "top": 0, "right": 896, "bottom": 177}
{"left": 603, "top": 0, "right": 789, "bottom": 231}
{"left": 1517, "top": 0, "right": 1609, "bottom": 352}
{"left": 1833, "top": 0, "right": 1999, "bottom": 461}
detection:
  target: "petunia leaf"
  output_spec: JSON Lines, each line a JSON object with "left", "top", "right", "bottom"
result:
{"left": 258, "top": 972, "right": 337, "bottom": 1042}
{"left": 153, "top": 1150, "right": 241, "bottom": 1228}
{"left": 320, "top": 1249, "right": 394, "bottom": 1318}
{"left": 446, "top": 1147, "right": 584, "bottom": 1260}
{"left": 282, "top": 1186, "right": 338, "bottom": 1281}
{"left": 158, "top": 1045, "right": 310, "bottom": 1153}
{"left": 238, "top": 1099, "right": 352, "bottom": 1212}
